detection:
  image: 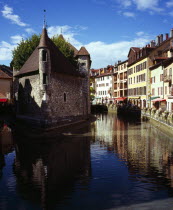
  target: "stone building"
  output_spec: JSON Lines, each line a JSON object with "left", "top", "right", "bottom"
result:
{"left": 14, "top": 27, "right": 91, "bottom": 127}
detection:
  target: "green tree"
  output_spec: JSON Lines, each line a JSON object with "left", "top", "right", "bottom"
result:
{"left": 52, "top": 35, "right": 77, "bottom": 66}
{"left": 11, "top": 34, "right": 40, "bottom": 70}
{"left": 90, "top": 86, "right": 95, "bottom": 102}
{"left": 11, "top": 34, "right": 77, "bottom": 70}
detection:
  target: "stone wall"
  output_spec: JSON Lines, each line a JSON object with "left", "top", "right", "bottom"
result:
{"left": 15, "top": 74, "right": 44, "bottom": 118}
{"left": 46, "top": 73, "right": 89, "bottom": 122}
{"left": 15, "top": 71, "right": 90, "bottom": 126}
{"left": 142, "top": 108, "right": 173, "bottom": 136}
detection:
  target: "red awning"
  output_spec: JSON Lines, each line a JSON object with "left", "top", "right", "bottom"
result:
{"left": 115, "top": 97, "right": 127, "bottom": 101}
{"left": 0, "top": 98, "right": 8, "bottom": 102}
{"left": 152, "top": 98, "right": 166, "bottom": 102}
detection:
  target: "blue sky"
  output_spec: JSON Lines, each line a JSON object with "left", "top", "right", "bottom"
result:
{"left": 1, "top": 0, "right": 173, "bottom": 69}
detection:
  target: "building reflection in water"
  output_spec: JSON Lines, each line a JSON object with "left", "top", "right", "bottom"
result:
{"left": 94, "top": 113, "right": 173, "bottom": 191}
{"left": 0, "top": 121, "right": 14, "bottom": 174}
{"left": 13, "top": 125, "right": 91, "bottom": 210}
{"left": 92, "top": 113, "right": 115, "bottom": 146}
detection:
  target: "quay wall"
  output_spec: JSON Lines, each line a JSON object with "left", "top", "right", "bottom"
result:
{"left": 142, "top": 109, "right": 173, "bottom": 136}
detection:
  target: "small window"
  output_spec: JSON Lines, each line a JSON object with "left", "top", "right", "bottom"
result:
{"left": 81, "top": 63, "right": 86, "bottom": 66}
{"left": 64, "top": 93, "right": 66, "bottom": 102}
{"left": 42, "top": 50, "right": 47, "bottom": 61}
{"left": 43, "top": 73, "right": 47, "bottom": 85}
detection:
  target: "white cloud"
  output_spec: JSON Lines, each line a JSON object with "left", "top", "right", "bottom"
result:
{"left": 47, "top": 25, "right": 83, "bottom": 48}
{"left": 86, "top": 37, "right": 150, "bottom": 68}
{"left": 115, "top": 0, "right": 163, "bottom": 13}
{"left": 74, "top": 25, "right": 88, "bottom": 31}
{"left": 136, "top": 31, "right": 144, "bottom": 36}
{"left": 25, "top": 28, "right": 35, "bottom": 34}
{"left": 48, "top": 25, "right": 72, "bottom": 37}
{"left": 1, "top": 5, "right": 28, "bottom": 27}
{"left": 166, "top": 1, "right": 173, "bottom": 7}
{"left": 116, "top": 0, "right": 132, "bottom": 7}
{"left": 0, "top": 41, "right": 16, "bottom": 61}
{"left": 123, "top": 12, "right": 135, "bottom": 17}
{"left": 132, "top": 0, "right": 163, "bottom": 12}
{"left": 10, "top": 35, "right": 23, "bottom": 44}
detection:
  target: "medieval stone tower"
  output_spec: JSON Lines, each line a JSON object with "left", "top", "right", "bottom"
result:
{"left": 38, "top": 27, "right": 51, "bottom": 102}
{"left": 76, "top": 47, "right": 91, "bottom": 115}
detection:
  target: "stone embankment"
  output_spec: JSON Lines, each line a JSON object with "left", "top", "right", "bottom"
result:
{"left": 142, "top": 108, "right": 173, "bottom": 136}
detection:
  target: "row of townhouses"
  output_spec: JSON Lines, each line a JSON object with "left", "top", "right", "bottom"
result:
{"left": 91, "top": 28, "right": 173, "bottom": 112}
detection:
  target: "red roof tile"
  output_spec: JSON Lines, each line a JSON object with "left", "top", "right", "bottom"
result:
{"left": 0, "top": 70, "right": 12, "bottom": 79}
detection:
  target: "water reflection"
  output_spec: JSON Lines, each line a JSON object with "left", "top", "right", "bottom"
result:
{"left": 92, "top": 113, "right": 173, "bottom": 208}
{"left": 13, "top": 125, "right": 91, "bottom": 210}
{"left": 1, "top": 114, "right": 173, "bottom": 209}
{"left": 0, "top": 120, "right": 14, "bottom": 171}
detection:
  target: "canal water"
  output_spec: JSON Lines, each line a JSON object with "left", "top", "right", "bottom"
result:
{"left": 1, "top": 113, "right": 173, "bottom": 209}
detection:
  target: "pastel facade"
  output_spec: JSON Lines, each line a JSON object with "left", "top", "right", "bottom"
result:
{"left": 95, "top": 72, "right": 113, "bottom": 104}
{"left": 127, "top": 46, "right": 154, "bottom": 108}
{"left": 163, "top": 58, "right": 173, "bottom": 112}
{"left": 113, "top": 60, "right": 128, "bottom": 103}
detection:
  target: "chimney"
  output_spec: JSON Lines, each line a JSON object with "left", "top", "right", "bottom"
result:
{"left": 147, "top": 44, "right": 150, "bottom": 47}
{"left": 118, "top": 60, "right": 121, "bottom": 64}
{"left": 160, "top": 34, "right": 163, "bottom": 43}
{"left": 156, "top": 35, "right": 160, "bottom": 46}
{"left": 150, "top": 40, "right": 156, "bottom": 47}
{"left": 165, "top": 33, "right": 169, "bottom": 40}
{"left": 170, "top": 29, "right": 173, "bottom": 38}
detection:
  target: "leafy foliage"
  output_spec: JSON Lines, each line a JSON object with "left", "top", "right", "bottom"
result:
{"left": 11, "top": 34, "right": 40, "bottom": 70}
{"left": 52, "top": 35, "right": 77, "bottom": 66}
{"left": 11, "top": 33, "right": 77, "bottom": 70}
{"left": 90, "top": 86, "right": 95, "bottom": 102}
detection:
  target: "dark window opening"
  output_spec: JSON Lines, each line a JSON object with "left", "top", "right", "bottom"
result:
{"left": 64, "top": 93, "right": 66, "bottom": 102}
{"left": 81, "top": 63, "right": 86, "bottom": 66}
{"left": 43, "top": 73, "right": 47, "bottom": 85}
{"left": 42, "top": 50, "right": 47, "bottom": 61}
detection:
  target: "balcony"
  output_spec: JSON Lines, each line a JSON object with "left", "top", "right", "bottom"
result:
{"left": 164, "top": 75, "right": 172, "bottom": 82}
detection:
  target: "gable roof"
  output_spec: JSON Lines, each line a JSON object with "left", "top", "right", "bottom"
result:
{"left": 0, "top": 69, "right": 12, "bottom": 79}
{"left": 127, "top": 47, "right": 140, "bottom": 57}
{"left": 17, "top": 47, "right": 39, "bottom": 76}
{"left": 16, "top": 28, "right": 84, "bottom": 78}
{"left": 0, "top": 65, "right": 13, "bottom": 77}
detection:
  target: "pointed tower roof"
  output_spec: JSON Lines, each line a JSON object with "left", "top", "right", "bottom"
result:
{"left": 38, "top": 27, "right": 49, "bottom": 48}
{"left": 77, "top": 46, "right": 90, "bottom": 56}
{"left": 58, "top": 34, "right": 65, "bottom": 41}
